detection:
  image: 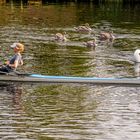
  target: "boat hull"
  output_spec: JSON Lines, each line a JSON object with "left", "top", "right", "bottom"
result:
{"left": 0, "top": 74, "right": 140, "bottom": 86}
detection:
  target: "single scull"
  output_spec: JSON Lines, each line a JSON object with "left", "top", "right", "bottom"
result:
{"left": 0, "top": 72, "right": 140, "bottom": 86}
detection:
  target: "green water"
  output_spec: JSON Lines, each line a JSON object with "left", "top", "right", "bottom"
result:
{"left": 0, "top": 1, "right": 140, "bottom": 140}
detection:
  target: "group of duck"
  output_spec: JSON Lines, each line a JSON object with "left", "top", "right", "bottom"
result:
{"left": 54, "top": 23, "right": 140, "bottom": 63}
{"left": 55, "top": 23, "right": 115, "bottom": 47}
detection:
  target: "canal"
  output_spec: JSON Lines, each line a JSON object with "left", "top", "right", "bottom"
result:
{"left": 0, "top": 1, "right": 140, "bottom": 139}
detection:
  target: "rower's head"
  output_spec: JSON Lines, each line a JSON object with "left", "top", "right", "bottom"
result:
{"left": 10, "top": 43, "right": 24, "bottom": 53}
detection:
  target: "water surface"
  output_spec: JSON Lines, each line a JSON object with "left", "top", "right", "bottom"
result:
{"left": 0, "top": 1, "right": 140, "bottom": 140}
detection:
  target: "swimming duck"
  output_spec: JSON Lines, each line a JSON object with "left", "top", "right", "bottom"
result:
{"left": 134, "top": 49, "right": 140, "bottom": 63}
{"left": 84, "top": 39, "right": 97, "bottom": 48}
{"left": 55, "top": 32, "right": 67, "bottom": 42}
{"left": 74, "top": 23, "right": 92, "bottom": 33}
{"left": 99, "top": 31, "right": 115, "bottom": 42}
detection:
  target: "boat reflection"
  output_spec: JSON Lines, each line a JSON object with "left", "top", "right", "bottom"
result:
{"left": 0, "top": 83, "right": 24, "bottom": 111}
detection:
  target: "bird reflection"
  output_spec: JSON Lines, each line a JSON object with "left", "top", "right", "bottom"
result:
{"left": 134, "top": 63, "right": 140, "bottom": 77}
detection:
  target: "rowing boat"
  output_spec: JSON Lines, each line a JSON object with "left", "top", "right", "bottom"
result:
{"left": 0, "top": 72, "right": 140, "bottom": 85}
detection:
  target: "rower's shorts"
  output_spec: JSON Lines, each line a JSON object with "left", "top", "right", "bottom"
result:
{"left": 0, "top": 65, "right": 13, "bottom": 73}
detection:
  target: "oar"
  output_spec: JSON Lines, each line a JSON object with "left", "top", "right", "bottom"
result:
{"left": 13, "top": 71, "right": 31, "bottom": 77}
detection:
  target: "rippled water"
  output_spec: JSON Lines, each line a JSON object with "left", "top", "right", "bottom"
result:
{"left": 0, "top": 1, "right": 140, "bottom": 140}
{"left": 1, "top": 84, "right": 140, "bottom": 140}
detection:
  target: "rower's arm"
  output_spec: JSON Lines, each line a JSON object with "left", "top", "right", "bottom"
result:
{"left": 20, "top": 59, "right": 23, "bottom": 65}
{"left": 5, "top": 60, "right": 10, "bottom": 65}
{"left": 8, "top": 60, "right": 18, "bottom": 68}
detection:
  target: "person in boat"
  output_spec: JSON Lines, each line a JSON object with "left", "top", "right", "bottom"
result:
{"left": 0, "top": 43, "right": 24, "bottom": 73}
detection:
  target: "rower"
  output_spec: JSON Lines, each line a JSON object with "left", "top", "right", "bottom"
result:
{"left": 0, "top": 43, "right": 24, "bottom": 74}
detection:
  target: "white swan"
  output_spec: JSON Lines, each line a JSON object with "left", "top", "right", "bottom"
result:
{"left": 134, "top": 49, "right": 140, "bottom": 63}
{"left": 55, "top": 32, "right": 67, "bottom": 42}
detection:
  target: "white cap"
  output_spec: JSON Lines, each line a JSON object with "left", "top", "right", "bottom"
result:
{"left": 10, "top": 43, "right": 18, "bottom": 48}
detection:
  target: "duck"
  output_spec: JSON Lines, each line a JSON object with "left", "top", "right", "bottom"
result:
{"left": 83, "top": 39, "right": 97, "bottom": 48}
{"left": 55, "top": 32, "right": 67, "bottom": 42}
{"left": 99, "top": 31, "right": 115, "bottom": 42}
{"left": 134, "top": 49, "right": 140, "bottom": 63}
{"left": 74, "top": 23, "right": 92, "bottom": 33}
